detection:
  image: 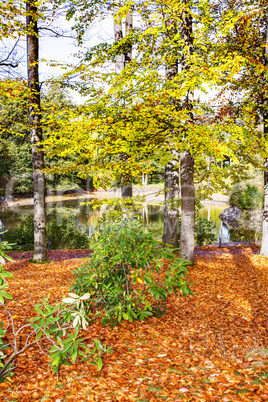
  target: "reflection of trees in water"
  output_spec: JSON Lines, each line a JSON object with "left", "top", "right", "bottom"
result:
{"left": 220, "top": 224, "right": 230, "bottom": 243}
{"left": 198, "top": 204, "right": 227, "bottom": 235}
{"left": 1, "top": 205, "right": 33, "bottom": 232}
{"left": 142, "top": 205, "right": 164, "bottom": 241}
{"left": 75, "top": 203, "right": 165, "bottom": 240}
{"left": 3, "top": 199, "right": 246, "bottom": 243}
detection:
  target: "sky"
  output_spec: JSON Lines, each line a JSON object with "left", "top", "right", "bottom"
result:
{"left": 0, "top": 13, "right": 115, "bottom": 104}
{"left": 38, "top": 14, "right": 115, "bottom": 104}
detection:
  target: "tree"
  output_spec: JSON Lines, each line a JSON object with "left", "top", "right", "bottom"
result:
{"left": 261, "top": 6, "right": 268, "bottom": 256}
{"left": 0, "top": 80, "right": 83, "bottom": 196}
{"left": 162, "top": 152, "right": 180, "bottom": 248}
{"left": 162, "top": 16, "right": 180, "bottom": 248}
{"left": 42, "top": 0, "right": 268, "bottom": 261}
{"left": 179, "top": 1, "right": 195, "bottom": 262}
{"left": 114, "top": 0, "right": 133, "bottom": 199}
{"left": 0, "top": 0, "right": 82, "bottom": 260}
{"left": 0, "top": 82, "right": 32, "bottom": 194}
{"left": 26, "top": 1, "right": 47, "bottom": 262}
{"left": 211, "top": 0, "right": 268, "bottom": 255}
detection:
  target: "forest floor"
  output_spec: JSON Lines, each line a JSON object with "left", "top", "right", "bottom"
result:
{"left": 1, "top": 245, "right": 268, "bottom": 401}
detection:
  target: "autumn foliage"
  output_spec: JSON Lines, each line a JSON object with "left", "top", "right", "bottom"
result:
{"left": 0, "top": 245, "right": 267, "bottom": 401}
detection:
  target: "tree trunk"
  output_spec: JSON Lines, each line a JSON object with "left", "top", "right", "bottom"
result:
{"left": 125, "top": 12, "right": 133, "bottom": 65}
{"left": 121, "top": 176, "right": 132, "bottom": 198}
{"left": 179, "top": 1, "right": 195, "bottom": 263}
{"left": 26, "top": 1, "right": 47, "bottom": 262}
{"left": 260, "top": 158, "right": 268, "bottom": 256}
{"left": 260, "top": 16, "right": 268, "bottom": 256}
{"left": 162, "top": 15, "right": 180, "bottom": 247}
{"left": 114, "top": 2, "right": 133, "bottom": 198}
{"left": 142, "top": 173, "right": 148, "bottom": 186}
{"left": 162, "top": 152, "right": 180, "bottom": 247}
{"left": 114, "top": 0, "right": 124, "bottom": 74}
{"left": 180, "top": 150, "right": 195, "bottom": 263}
{"left": 121, "top": 11, "right": 133, "bottom": 198}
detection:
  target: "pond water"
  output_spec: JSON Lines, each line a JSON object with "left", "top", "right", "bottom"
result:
{"left": 0, "top": 197, "right": 229, "bottom": 245}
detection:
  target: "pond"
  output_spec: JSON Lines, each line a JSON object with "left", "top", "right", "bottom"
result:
{"left": 0, "top": 196, "right": 230, "bottom": 246}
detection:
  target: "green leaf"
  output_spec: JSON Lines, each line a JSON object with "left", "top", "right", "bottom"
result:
{"left": 68, "top": 293, "right": 81, "bottom": 299}
{"left": 36, "top": 330, "right": 43, "bottom": 340}
{"left": 122, "top": 312, "right": 129, "bottom": 320}
{"left": 94, "top": 339, "right": 104, "bottom": 351}
{"left": 51, "top": 353, "right": 62, "bottom": 367}
{"left": 97, "top": 356, "right": 103, "bottom": 371}
{"left": 71, "top": 350, "right": 78, "bottom": 363}
{"left": 0, "top": 290, "right": 12, "bottom": 300}
{"left": 34, "top": 306, "right": 44, "bottom": 315}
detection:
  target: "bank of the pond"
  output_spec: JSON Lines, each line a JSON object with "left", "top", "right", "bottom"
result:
{"left": 0, "top": 186, "right": 229, "bottom": 210}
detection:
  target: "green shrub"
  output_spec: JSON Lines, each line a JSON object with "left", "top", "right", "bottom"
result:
{"left": 71, "top": 219, "right": 193, "bottom": 327}
{"left": 229, "top": 184, "right": 263, "bottom": 211}
{"left": 229, "top": 210, "right": 262, "bottom": 244}
{"left": 195, "top": 217, "right": 217, "bottom": 246}
{"left": 0, "top": 236, "right": 111, "bottom": 382}
{"left": 229, "top": 226, "right": 261, "bottom": 243}
{"left": 3, "top": 216, "right": 90, "bottom": 251}
{"left": 3, "top": 215, "right": 34, "bottom": 251}
{"left": 47, "top": 219, "right": 90, "bottom": 249}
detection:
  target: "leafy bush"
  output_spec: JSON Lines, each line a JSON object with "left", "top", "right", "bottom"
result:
{"left": 229, "top": 184, "right": 263, "bottom": 211}
{"left": 71, "top": 219, "right": 193, "bottom": 327}
{"left": 0, "top": 236, "right": 111, "bottom": 382}
{"left": 229, "top": 226, "right": 261, "bottom": 243}
{"left": 47, "top": 219, "right": 90, "bottom": 249}
{"left": 0, "top": 239, "right": 14, "bottom": 380}
{"left": 229, "top": 210, "right": 262, "bottom": 244}
{"left": 3, "top": 215, "right": 90, "bottom": 251}
{"left": 195, "top": 217, "right": 217, "bottom": 246}
{"left": 3, "top": 215, "right": 34, "bottom": 251}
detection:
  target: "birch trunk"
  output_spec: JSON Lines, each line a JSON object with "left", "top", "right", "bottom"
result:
{"left": 26, "top": 1, "right": 47, "bottom": 262}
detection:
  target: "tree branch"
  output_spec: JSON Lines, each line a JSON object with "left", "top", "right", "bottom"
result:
{"left": 38, "top": 27, "right": 75, "bottom": 39}
{"left": 0, "top": 38, "right": 20, "bottom": 68}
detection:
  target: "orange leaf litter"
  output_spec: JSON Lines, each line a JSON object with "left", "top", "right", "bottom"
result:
{"left": 1, "top": 245, "right": 268, "bottom": 401}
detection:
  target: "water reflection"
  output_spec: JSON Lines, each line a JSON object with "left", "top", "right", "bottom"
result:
{"left": 198, "top": 203, "right": 229, "bottom": 242}
{"left": 0, "top": 198, "right": 228, "bottom": 244}
{"left": 220, "top": 223, "right": 230, "bottom": 243}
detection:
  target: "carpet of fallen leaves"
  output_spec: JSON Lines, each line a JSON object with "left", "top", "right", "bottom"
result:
{"left": 1, "top": 245, "right": 268, "bottom": 402}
